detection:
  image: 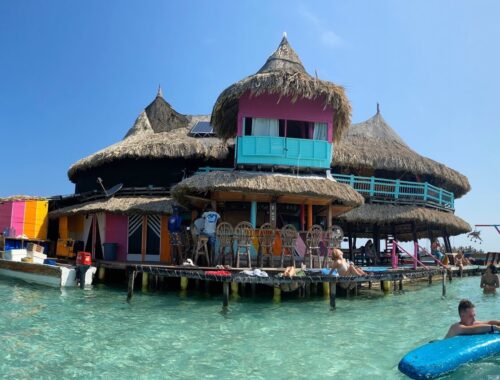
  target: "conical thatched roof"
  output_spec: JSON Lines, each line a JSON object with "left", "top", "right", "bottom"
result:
{"left": 68, "top": 92, "right": 233, "bottom": 181}
{"left": 338, "top": 204, "right": 471, "bottom": 241}
{"left": 211, "top": 35, "right": 351, "bottom": 141}
{"left": 49, "top": 196, "right": 180, "bottom": 218}
{"left": 333, "top": 108, "right": 471, "bottom": 198}
{"left": 171, "top": 170, "right": 364, "bottom": 207}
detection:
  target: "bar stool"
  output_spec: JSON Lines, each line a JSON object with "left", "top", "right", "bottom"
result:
{"left": 234, "top": 221, "right": 254, "bottom": 268}
{"left": 304, "top": 225, "right": 323, "bottom": 268}
{"left": 258, "top": 223, "right": 275, "bottom": 267}
{"left": 216, "top": 222, "right": 233, "bottom": 266}
{"left": 279, "top": 224, "right": 298, "bottom": 268}
{"left": 194, "top": 235, "right": 210, "bottom": 266}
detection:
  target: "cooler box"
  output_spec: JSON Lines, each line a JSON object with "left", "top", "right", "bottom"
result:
{"left": 28, "top": 251, "right": 47, "bottom": 260}
{"left": 5, "top": 249, "right": 28, "bottom": 262}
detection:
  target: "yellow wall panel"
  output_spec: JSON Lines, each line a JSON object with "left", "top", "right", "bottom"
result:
{"left": 59, "top": 216, "right": 68, "bottom": 239}
{"left": 23, "top": 200, "right": 37, "bottom": 238}
{"left": 35, "top": 201, "right": 48, "bottom": 240}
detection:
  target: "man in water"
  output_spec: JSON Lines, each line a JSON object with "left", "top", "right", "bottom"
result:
{"left": 445, "top": 299, "right": 500, "bottom": 338}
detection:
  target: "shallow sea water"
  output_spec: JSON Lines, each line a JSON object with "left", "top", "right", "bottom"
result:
{"left": 0, "top": 275, "right": 498, "bottom": 379}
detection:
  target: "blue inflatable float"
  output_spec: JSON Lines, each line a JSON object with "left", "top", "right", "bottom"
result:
{"left": 398, "top": 333, "right": 500, "bottom": 379}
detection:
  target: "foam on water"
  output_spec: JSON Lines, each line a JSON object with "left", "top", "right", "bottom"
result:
{"left": 0, "top": 276, "right": 498, "bottom": 379}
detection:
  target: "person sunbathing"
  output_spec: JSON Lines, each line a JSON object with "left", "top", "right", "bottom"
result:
{"left": 455, "top": 251, "right": 471, "bottom": 268}
{"left": 330, "top": 248, "right": 367, "bottom": 276}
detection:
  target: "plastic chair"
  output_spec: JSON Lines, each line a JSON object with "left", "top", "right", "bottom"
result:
{"left": 258, "top": 223, "right": 276, "bottom": 267}
{"left": 279, "top": 224, "right": 298, "bottom": 268}
{"left": 234, "top": 222, "right": 254, "bottom": 268}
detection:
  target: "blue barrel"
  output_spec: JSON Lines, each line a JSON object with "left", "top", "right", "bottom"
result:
{"left": 103, "top": 243, "right": 118, "bottom": 261}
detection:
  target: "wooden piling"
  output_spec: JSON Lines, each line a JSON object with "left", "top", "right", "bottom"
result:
{"left": 141, "top": 272, "right": 148, "bottom": 292}
{"left": 180, "top": 277, "right": 188, "bottom": 290}
{"left": 323, "top": 282, "right": 330, "bottom": 297}
{"left": 98, "top": 267, "right": 106, "bottom": 282}
{"left": 127, "top": 270, "right": 136, "bottom": 302}
{"left": 399, "top": 278, "right": 403, "bottom": 292}
{"left": 329, "top": 282, "right": 336, "bottom": 309}
{"left": 428, "top": 274, "right": 432, "bottom": 285}
{"left": 231, "top": 282, "right": 239, "bottom": 297}
{"left": 273, "top": 286, "right": 281, "bottom": 302}
{"left": 442, "top": 271, "right": 446, "bottom": 297}
{"left": 223, "top": 282, "right": 229, "bottom": 307}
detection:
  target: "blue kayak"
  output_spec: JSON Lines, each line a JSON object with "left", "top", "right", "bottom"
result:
{"left": 398, "top": 333, "right": 500, "bottom": 379}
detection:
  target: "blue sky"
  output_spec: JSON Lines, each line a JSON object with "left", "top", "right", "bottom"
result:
{"left": 0, "top": 1, "right": 499, "bottom": 251}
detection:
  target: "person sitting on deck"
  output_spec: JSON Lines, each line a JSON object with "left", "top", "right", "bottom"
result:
{"left": 480, "top": 265, "right": 499, "bottom": 294}
{"left": 364, "top": 239, "right": 378, "bottom": 265}
{"left": 455, "top": 251, "right": 471, "bottom": 269}
{"left": 431, "top": 239, "right": 445, "bottom": 261}
{"left": 445, "top": 299, "right": 500, "bottom": 338}
{"left": 330, "top": 248, "right": 367, "bottom": 277}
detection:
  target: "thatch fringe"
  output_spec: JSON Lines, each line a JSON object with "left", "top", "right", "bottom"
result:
{"left": 49, "top": 196, "right": 179, "bottom": 218}
{"left": 338, "top": 204, "right": 471, "bottom": 240}
{"left": 211, "top": 36, "right": 351, "bottom": 141}
{"left": 171, "top": 171, "right": 364, "bottom": 207}
{"left": 333, "top": 111, "right": 471, "bottom": 198}
{"left": 0, "top": 195, "right": 47, "bottom": 202}
{"left": 68, "top": 115, "right": 233, "bottom": 181}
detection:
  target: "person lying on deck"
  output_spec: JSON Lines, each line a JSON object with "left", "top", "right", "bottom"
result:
{"left": 445, "top": 299, "right": 500, "bottom": 338}
{"left": 480, "top": 265, "right": 499, "bottom": 294}
{"left": 330, "top": 248, "right": 367, "bottom": 277}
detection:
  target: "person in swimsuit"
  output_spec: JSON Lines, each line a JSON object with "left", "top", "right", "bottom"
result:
{"left": 480, "top": 265, "right": 499, "bottom": 294}
{"left": 445, "top": 299, "right": 500, "bottom": 338}
{"left": 330, "top": 248, "right": 367, "bottom": 276}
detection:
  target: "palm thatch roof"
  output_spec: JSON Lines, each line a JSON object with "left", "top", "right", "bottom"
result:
{"left": 68, "top": 91, "right": 232, "bottom": 181}
{"left": 333, "top": 108, "right": 471, "bottom": 198}
{"left": 49, "top": 196, "right": 180, "bottom": 218}
{"left": 338, "top": 203, "right": 471, "bottom": 240}
{"left": 0, "top": 195, "right": 47, "bottom": 202}
{"left": 171, "top": 171, "right": 364, "bottom": 207}
{"left": 211, "top": 35, "right": 351, "bottom": 141}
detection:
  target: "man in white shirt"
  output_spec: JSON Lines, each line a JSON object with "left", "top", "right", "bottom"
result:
{"left": 202, "top": 205, "right": 220, "bottom": 263}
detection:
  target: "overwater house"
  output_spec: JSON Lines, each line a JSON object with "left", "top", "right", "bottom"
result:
{"left": 14, "top": 34, "right": 470, "bottom": 267}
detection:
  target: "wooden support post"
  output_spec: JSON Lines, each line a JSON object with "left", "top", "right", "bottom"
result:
{"left": 273, "top": 286, "right": 281, "bottom": 302}
{"left": 368, "top": 281, "right": 372, "bottom": 289}
{"left": 180, "top": 277, "right": 188, "bottom": 290}
{"left": 428, "top": 274, "right": 432, "bottom": 285}
{"left": 251, "top": 283, "right": 256, "bottom": 298}
{"left": 231, "top": 282, "right": 239, "bottom": 297}
{"left": 270, "top": 202, "right": 277, "bottom": 229}
{"left": 205, "top": 280, "right": 210, "bottom": 293}
{"left": 98, "top": 267, "right": 105, "bottom": 282}
{"left": 307, "top": 203, "right": 313, "bottom": 231}
{"left": 223, "top": 282, "right": 229, "bottom": 308}
{"left": 327, "top": 204, "right": 333, "bottom": 228}
{"left": 442, "top": 271, "right": 447, "bottom": 297}
{"left": 300, "top": 204, "right": 305, "bottom": 231}
{"left": 305, "top": 283, "right": 311, "bottom": 298}
{"left": 142, "top": 272, "right": 148, "bottom": 292}
{"left": 399, "top": 278, "right": 403, "bottom": 292}
{"left": 323, "top": 282, "right": 330, "bottom": 297}
{"left": 393, "top": 280, "right": 397, "bottom": 292}
{"left": 382, "top": 281, "right": 391, "bottom": 293}
{"left": 127, "top": 270, "right": 136, "bottom": 302}
{"left": 347, "top": 224, "right": 353, "bottom": 262}
{"left": 329, "top": 282, "right": 336, "bottom": 309}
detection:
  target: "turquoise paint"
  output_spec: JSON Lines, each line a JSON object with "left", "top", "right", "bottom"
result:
{"left": 250, "top": 201, "right": 257, "bottom": 227}
{"left": 236, "top": 136, "right": 332, "bottom": 169}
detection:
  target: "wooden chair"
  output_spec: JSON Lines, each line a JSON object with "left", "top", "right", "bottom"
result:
{"left": 193, "top": 235, "right": 210, "bottom": 266}
{"left": 234, "top": 222, "right": 254, "bottom": 268}
{"left": 279, "top": 224, "right": 298, "bottom": 268}
{"left": 304, "top": 225, "right": 323, "bottom": 268}
{"left": 216, "top": 222, "right": 234, "bottom": 266}
{"left": 258, "top": 223, "right": 275, "bottom": 267}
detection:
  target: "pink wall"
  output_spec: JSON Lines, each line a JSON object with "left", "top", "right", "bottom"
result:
{"left": 0, "top": 202, "right": 13, "bottom": 234}
{"left": 11, "top": 201, "right": 25, "bottom": 237}
{"left": 105, "top": 213, "right": 128, "bottom": 261}
{"left": 237, "top": 92, "right": 334, "bottom": 142}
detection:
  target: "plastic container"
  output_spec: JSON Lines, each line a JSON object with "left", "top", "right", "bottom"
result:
{"left": 102, "top": 243, "right": 117, "bottom": 261}
{"left": 43, "top": 259, "right": 57, "bottom": 266}
{"left": 76, "top": 251, "right": 92, "bottom": 266}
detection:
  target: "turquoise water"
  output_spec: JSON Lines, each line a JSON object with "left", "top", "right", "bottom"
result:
{"left": 0, "top": 276, "right": 498, "bottom": 379}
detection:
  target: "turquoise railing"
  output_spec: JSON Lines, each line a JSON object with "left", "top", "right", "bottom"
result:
{"left": 196, "top": 167, "right": 455, "bottom": 210}
{"left": 236, "top": 136, "right": 332, "bottom": 169}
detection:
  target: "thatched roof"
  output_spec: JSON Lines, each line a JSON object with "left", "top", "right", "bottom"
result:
{"left": 171, "top": 170, "right": 364, "bottom": 207}
{"left": 338, "top": 203, "right": 471, "bottom": 240}
{"left": 49, "top": 196, "right": 180, "bottom": 218}
{"left": 211, "top": 35, "right": 351, "bottom": 141}
{"left": 0, "top": 195, "right": 47, "bottom": 202}
{"left": 68, "top": 91, "right": 233, "bottom": 181}
{"left": 333, "top": 108, "right": 471, "bottom": 198}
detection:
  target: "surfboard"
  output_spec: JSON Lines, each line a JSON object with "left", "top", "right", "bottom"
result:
{"left": 398, "top": 333, "right": 500, "bottom": 379}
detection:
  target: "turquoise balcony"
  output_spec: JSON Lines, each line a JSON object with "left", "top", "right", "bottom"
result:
{"left": 236, "top": 136, "right": 332, "bottom": 169}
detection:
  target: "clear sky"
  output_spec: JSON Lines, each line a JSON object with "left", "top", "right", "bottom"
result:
{"left": 0, "top": 1, "right": 499, "bottom": 251}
